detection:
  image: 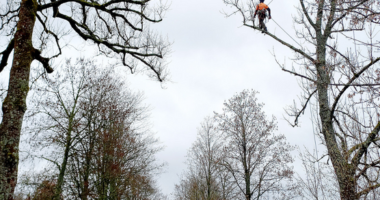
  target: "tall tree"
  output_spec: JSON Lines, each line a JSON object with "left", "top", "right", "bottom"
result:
{"left": 223, "top": 0, "right": 380, "bottom": 199}
{"left": 27, "top": 59, "right": 99, "bottom": 200}
{"left": 175, "top": 91, "right": 295, "bottom": 200}
{"left": 214, "top": 90, "right": 294, "bottom": 200}
{"left": 0, "top": 0, "right": 170, "bottom": 198}
{"left": 24, "top": 59, "right": 164, "bottom": 199}
{"left": 174, "top": 117, "right": 238, "bottom": 200}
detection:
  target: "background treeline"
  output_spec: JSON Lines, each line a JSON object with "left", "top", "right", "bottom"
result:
{"left": 14, "top": 59, "right": 167, "bottom": 200}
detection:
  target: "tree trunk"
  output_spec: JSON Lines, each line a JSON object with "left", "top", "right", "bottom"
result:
{"left": 0, "top": 0, "right": 37, "bottom": 199}
{"left": 53, "top": 128, "right": 72, "bottom": 200}
{"left": 81, "top": 131, "right": 96, "bottom": 200}
{"left": 340, "top": 177, "right": 357, "bottom": 200}
{"left": 81, "top": 153, "right": 91, "bottom": 200}
{"left": 316, "top": 43, "right": 358, "bottom": 200}
{"left": 242, "top": 128, "right": 250, "bottom": 200}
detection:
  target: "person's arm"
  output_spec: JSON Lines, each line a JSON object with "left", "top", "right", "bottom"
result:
{"left": 253, "top": 6, "right": 258, "bottom": 19}
{"left": 267, "top": 7, "right": 271, "bottom": 19}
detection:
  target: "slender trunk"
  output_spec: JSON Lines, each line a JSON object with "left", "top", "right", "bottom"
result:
{"left": 81, "top": 153, "right": 91, "bottom": 200}
{"left": 81, "top": 130, "right": 96, "bottom": 200}
{"left": 207, "top": 140, "right": 212, "bottom": 200}
{"left": 242, "top": 126, "right": 250, "bottom": 200}
{"left": 0, "top": 0, "right": 37, "bottom": 199}
{"left": 207, "top": 171, "right": 211, "bottom": 200}
{"left": 53, "top": 126, "right": 72, "bottom": 200}
{"left": 243, "top": 146, "right": 250, "bottom": 200}
{"left": 245, "top": 171, "right": 250, "bottom": 200}
{"left": 109, "top": 178, "right": 117, "bottom": 200}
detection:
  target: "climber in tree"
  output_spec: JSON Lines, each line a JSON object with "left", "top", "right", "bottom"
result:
{"left": 253, "top": 0, "right": 271, "bottom": 32}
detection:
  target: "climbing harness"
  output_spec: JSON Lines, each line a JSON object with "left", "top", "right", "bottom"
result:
{"left": 253, "top": 0, "right": 273, "bottom": 33}
{"left": 257, "top": 10, "right": 268, "bottom": 32}
{"left": 253, "top": 0, "right": 303, "bottom": 48}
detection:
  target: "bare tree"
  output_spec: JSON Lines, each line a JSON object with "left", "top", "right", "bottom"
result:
{"left": 26, "top": 59, "right": 95, "bottom": 200}
{"left": 0, "top": 0, "right": 170, "bottom": 198}
{"left": 87, "top": 89, "right": 163, "bottom": 200}
{"left": 174, "top": 173, "right": 205, "bottom": 200}
{"left": 214, "top": 90, "right": 295, "bottom": 200}
{"left": 174, "top": 91, "right": 295, "bottom": 200}
{"left": 174, "top": 117, "right": 238, "bottom": 200}
{"left": 223, "top": 0, "right": 380, "bottom": 199}
{"left": 22, "top": 59, "right": 165, "bottom": 199}
{"left": 63, "top": 61, "right": 164, "bottom": 200}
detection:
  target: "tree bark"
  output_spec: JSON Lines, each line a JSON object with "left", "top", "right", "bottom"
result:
{"left": 243, "top": 131, "right": 251, "bottom": 200}
{"left": 0, "top": 0, "right": 37, "bottom": 199}
{"left": 316, "top": 40, "right": 358, "bottom": 200}
{"left": 53, "top": 126, "right": 72, "bottom": 200}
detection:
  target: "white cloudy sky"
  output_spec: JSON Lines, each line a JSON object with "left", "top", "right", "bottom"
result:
{"left": 0, "top": 0, "right": 327, "bottom": 197}
{"left": 125, "top": 0, "right": 318, "bottom": 196}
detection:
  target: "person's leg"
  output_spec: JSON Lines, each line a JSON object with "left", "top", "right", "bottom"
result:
{"left": 260, "top": 19, "right": 266, "bottom": 32}
{"left": 258, "top": 16, "right": 262, "bottom": 29}
{"left": 260, "top": 14, "right": 267, "bottom": 32}
{"left": 263, "top": 22, "right": 267, "bottom": 32}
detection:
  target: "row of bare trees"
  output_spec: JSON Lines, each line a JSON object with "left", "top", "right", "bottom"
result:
{"left": 174, "top": 90, "right": 296, "bottom": 200}
{"left": 12, "top": 59, "right": 166, "bottom": 200}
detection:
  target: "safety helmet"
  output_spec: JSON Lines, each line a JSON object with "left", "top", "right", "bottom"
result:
{"left": 260, "top": 0, "right": 264, "bottom": 2}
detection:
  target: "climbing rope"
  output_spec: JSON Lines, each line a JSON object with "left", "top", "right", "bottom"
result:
{"left": 270, "top": 18, "right": 303, "bottom": 48}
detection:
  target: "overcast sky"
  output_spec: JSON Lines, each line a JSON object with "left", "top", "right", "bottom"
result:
{"left": 0, "top": 0, "right": 326, "bottom": 197}
{"left": 124, "top": 0, "right": 319, "bottom": 196}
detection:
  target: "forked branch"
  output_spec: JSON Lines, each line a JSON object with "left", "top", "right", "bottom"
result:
{"left": 33, "top": 49, "right": 54, "bottom": 73}
{"left": 330, "top": 57, "right": 380, "bottom": 119}
{"left": 0, "top": 39, "right": 14, "bottom": 72}
{"left": 287, "top": 89, "right": 317, "bottom": 127}
{"left": 351, "top": 121, "right": 380, "bottom": 168}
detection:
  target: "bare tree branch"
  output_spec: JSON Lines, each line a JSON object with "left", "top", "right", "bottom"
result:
{"left": 0, "top": 39, "right": 14, "bottom": 72}
{"left": 282, "top": 68, "right": 317, "bottom": 83}
{"left": 244, "top": 23, "right": 315, "bottom": 62}
{"left": 330, "top": 57, "right": 380, "bottom": 120}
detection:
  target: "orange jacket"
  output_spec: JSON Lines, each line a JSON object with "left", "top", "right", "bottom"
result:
{"left": 256, "top": 3, "right": 269, "bottom": 10}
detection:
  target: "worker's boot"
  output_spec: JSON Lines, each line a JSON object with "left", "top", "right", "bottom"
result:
{"left": 261, "top": 23, "right": 267, "bottom": 33}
